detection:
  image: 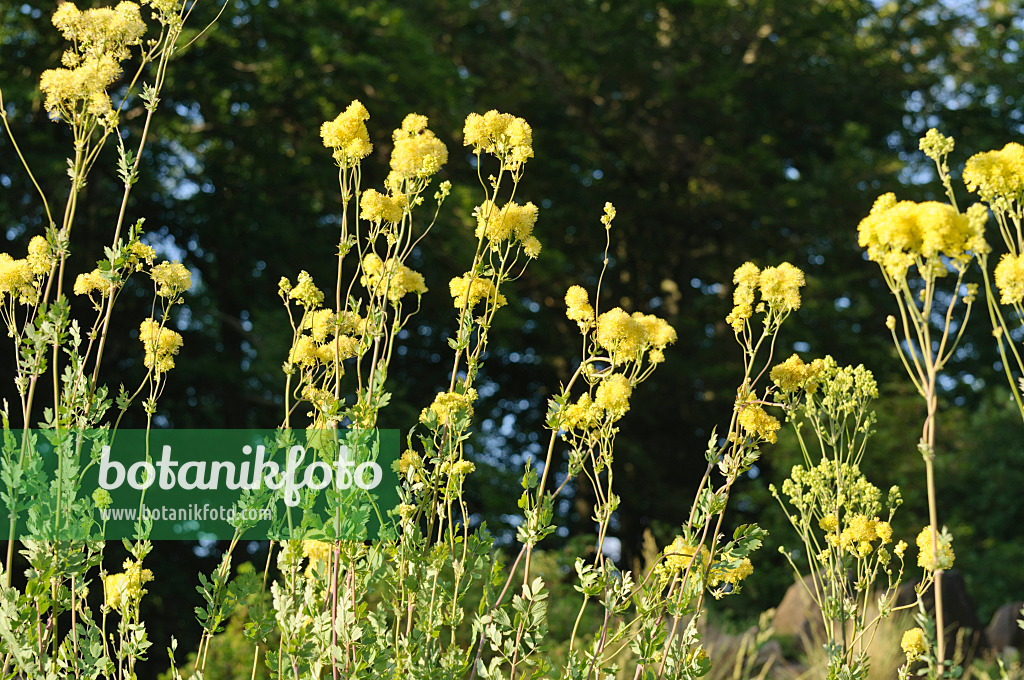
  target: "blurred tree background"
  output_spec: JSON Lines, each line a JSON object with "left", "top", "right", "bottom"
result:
{"left": 3, "top": 0, "right": 1024, "bottom": 673}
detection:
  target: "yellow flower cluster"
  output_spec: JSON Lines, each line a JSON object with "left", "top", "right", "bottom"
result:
{"left": 361, "top": 253, "right": 427, "bottom": 303}
{"left": 73, "top": 269, "right": 110, "bottom": 298}
{"left": 474, "top": 200, "right": 540, "bottom": 249}
{"left": 664, "top": 536, "right": 710, "bottom": 573}
{"left": 420, "top": 388, "right": 478, "bottom": 428}
{"left": 449, "top": 274, "right": 506, "bottom": 311}
{"left": 320, "top": 100, "right": 372, "bottom": 167}
{"left": 832, "top": 514, "right": 892, "bottom": 557}
{"left": 360, "top": 188, "right": 407, "bottom": 224}
{"left": 0, "top": 253, "right": 36, "bottom": 303}
{"left": 104, "top": 558, "right": 154, "bottom": 612}
{"left": 288, "top": 270, "right": 324, "bottom": 308}
{"left": 390, "top": 113, "right": 448, "bottom": 180}
{"left": 139, "top": 318, "right": 183, "bottom": 373}
{"left": 857, "top": 194, "right": 988, "bottom": 279}
{"left": 736, "top": 403, "right": 780, "bottom": 444}
{"left": 27, "top": 236, "right": 54, "bottom": 276}
{"left": 40, "top": 2, "right": 146, "bottom": 123}
{"left": 708, "top": 558, "right": 754, "bottom": 588}
{"left": 725, "top": 261, "right": 805, "bottom": 332}
{"left": 463, "top": 110, "right": 533, "bottom": 168}
{"left": 994, "top": 252, "right": 1024, "bottom": 305}
{"left": 151, "top": 261, "right": 191, "bottom": 298}
{"left": 594, "top": 308, "right": 676, "bottom": 362}
{"left": 594, "top": 373, "right": 632, "bottom": 420}
{"left": 564, "top": 285, "right": 594, "bottom": 329}
{"left": 963, "top": 142, "right": 1024, "bottom": 204}
{"left": 916, "top": 525, "right": 954, "bottom": 571}
{"left": 901, "top": 627, "right": 927, "bottom": 662}
{"left": 301, "top": 540, "right": 333, "bottom": 577}
{"left": 770, "top": 354, "right": 826, "bottom": 393}
{"left": 126, "top": 241, "right": 156, "bottom": 268}
{"left": 919, "top": 128, "right": 955, "bottom": 162}
{"left": 557, "top": 393, "right": 603, "bottom": 431}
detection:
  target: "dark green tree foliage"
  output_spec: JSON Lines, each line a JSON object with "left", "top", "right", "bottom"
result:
{"left": 3, "top": 0, "right": 1023, "bottom": 622}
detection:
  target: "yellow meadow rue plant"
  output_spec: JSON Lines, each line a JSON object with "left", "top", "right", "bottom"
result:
{"left": 0, "top": 2, "right": 219, "bottom": 678}
{"left": 858, "top": 128, "right": 990, "bottom": 677}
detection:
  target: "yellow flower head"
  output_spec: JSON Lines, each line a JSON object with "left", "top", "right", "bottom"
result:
{"left": 901, "top": 627, "right": 927, "bottom": 662}
{"left": 709, "top": 558, "right": 753, "bottom": 587}
{"left": 304, "top": 308, "right": 336, "bottom": 343}
{"left": 522, "top": 235, "right": 542, "bottom": 259}
{"left": 633, "top": 313, "right": 677, "bottom": 350}
{"left": 558, "top": 393, "right": 603, "bottom": 431}
{"left": 594, "top": 373, "right": 632, "bottom": 420}
{"left": 449, "top": 274, "right": 506, "bottom": 310}
{"left": 994, "top": 252, "right": 1024, "bottom": 305}
{"left": 150, "top": 261, "right": 191, "bottom": 298}
{"left": 360, "top": 254, "right": 427, "bottom": 303}
{"left": 139, "top": 318, "right": 183, "bottom": 374}
{"left": 316, "top": 334, "right": 360, "bottom": 365}
{"left": 916, "top": 525, "right": 954, "bottom": 571}
{"left": 360, "top": 188, "right": 407, "bottom": 223}
{"left": 288, "top": 335, "right": 319, "bottom": 368}
{"left": 104, "top": 558, "right": 154, "bottom": 613}
{"left": 27, "top": 236, "right": 54, "bottom": 276}
{"left": 758, "top": 263, "right": 805, "bottom": 313}
{"left": 40, "top": 54, "right": 122, "bottom": 120}
{"left": 320, "top": 100, "right": 372, "bottom": 166}
{"left": 963, "top": 142, "right": 1024, "bottom": 204}
{"left": 463, "top": 110, "right": 533, "bottom": 168}
{"left": 595, "top": 307, "right": 645, "bottom": 360}
{"left": 391, "top": 114, "right": 448, "bottom": 180}
{"left": 857, "top": 198, "right": 987, "bottom": 279}
{"left": 725, "top": 262, "right": 760, "bottom": 332}
{"left": 770, "top": 354, "right": 826, "bottom": 394}
{"left": 288, "top": 270, "right": 324, "bottom": 308}
{"left": 818, "top": 514, "right": 839, "bottom": 533}
{"left": 421, "top": 388, "right": 478, "bottom": 428}
{"left": 73, "top": 268, "right": 111, "bottom": 298}
{"left": 0, "top": 254, "right": 37, "bottom": 302}
{"left": 564, "top": 285, "right": 594, "bottom": 328}
{"left": 475, "top": 200, "right": 539, "bottom": 243}
{"left": 664, "top": 536, "right": 710, "bottom": 574}
{"left": 736, "top": 402, "right": 780, "bottom": 444}
{"left": 52, "top": 2, "right": 146, "bottom": 62}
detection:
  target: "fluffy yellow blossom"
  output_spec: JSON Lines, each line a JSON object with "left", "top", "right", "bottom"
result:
{"left": 634, "top": 313, "right": 677, "bottom": 350}
{"left": 398, "top": 449, "right": 420, "bottom": 477}
{"left": 894, "top": 540, "right": 908, "bottom": 558}
{"left": 919, "top": 129, "right": 955, "bottom": 162}
{"left": 315, "top": 334, "right": 360, "bottom": 365}
{"left": 449, "top": 275, "right": 506, "bottom": 310}
{"left": 288, "top": 270, "right": 324, "bottom": 308}
{"left": 26, "top": 236, "right": 54, "bottom": 276}
{"left": 725, "top": 262, "right": 760, "bottom": 332}
{"left": 139, "top": 318, "right": 183, "bottom": 374}
{"left": 288, "top": 335, "right": 318, "bottom": 368}
{"left": 736, "top": 403, "right": 780, "bottom": 443}
{"left": 594, "top": 373, "right": 632, "bottom": 419}
{"left": 421, "top": 389, "right": 478, "bottom": 428}
{"left": 994, "top": 252, "right": 1024, "bottom": 305}
{"left": 126, "top": 241, "right": 156, "bottom": 268}
{"left": 901, "top": 627, "right": 927, "bottom": 662}
{"left": 709, "top": 558, "right": 753, "bottom": 587}
{"left": 40, "top": 53, "right": 121, "bottom": 121}
{"left": 301, "top": 540, "right": 333, "bottom": 577}
{"left": 839, "top": 514, "right": 890, "bottom": 557}
{"left": 771, "top": 354, "right": 826, "bottom": 394}
{"left": 595, "top": 308, "right": 645, "bottom": 359}
{"left": 73, "top": 269, "right": 110, "bottom": 297}
{"left": 361, "top": 254, "right": 427, "bottom": 302}
{"left": 475, "top": 200, "right": 539, "bottom": 243}
{"left": 664, "top": 536, "right": 710, "bottom": 573}
{"left": 463, "top": 110, "right": 533, "bottom": 167}
{"left": 320, "top": 100, "right": 372, "bottom": 166}
{"left": 564, "top": 285, "right": 594, "bottom": 328}
{"left": 0, "top": 254, "right": 36, "bottom": 301}
{"left": 305, "top": 309, "right": 336, "bottom": 343}
{"left": 963, "top": 142, "right": 1024, "bottom": 203}
{"left": 150, "top": 261, "right": 191, "bottom": 298}
{"left": 916, "top": 525, "right": 954, "bottom": 571}
{"left": 758, "top": 262, "right": 805, "bottom": 313}
{"left": 522, "top": 235, "right": 542, "bottom": 259}
{"left": 52, "top": 2, "right": 146, "bottom": 61}
{"left": 857, "top": 198, "right": 987, "bottom": 279}
{"left": 819, "top": 514, "right": 839, "bottom": 533}
{"left": 558, "top": 393, "right": 603, "bottom": 431}
{"left": 104, "top": 558, "right": 154, "bottom": 613}
{"left": 390, "top": 114, "right": 448, "bottom": 179}
{"left": 360, "top": 188, "right": 407, "bottom": 223}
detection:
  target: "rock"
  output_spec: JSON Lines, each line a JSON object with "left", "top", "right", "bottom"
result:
{"left": 772, "top": 573, "right": 825, "bottom": 641}
{"left": 986, "top": 601, "right": 1024, "bottom": 652}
